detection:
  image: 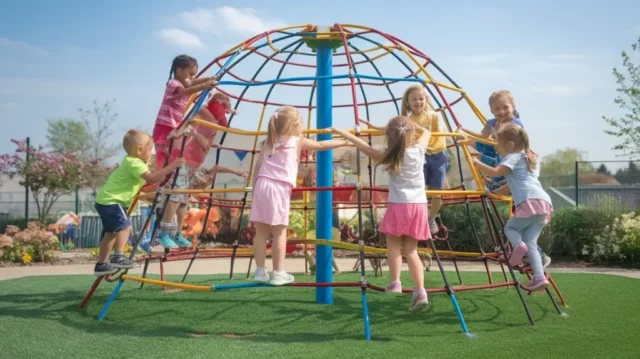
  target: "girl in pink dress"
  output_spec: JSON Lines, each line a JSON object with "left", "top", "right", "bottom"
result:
{"left": 250, "top": 106, "right": 347, "bottom": 286}
{"left": 473, "top": 124, "right": 553, "bottom": 292}
{"left": 333, "top": 116, "right": 432, "bottom": 312}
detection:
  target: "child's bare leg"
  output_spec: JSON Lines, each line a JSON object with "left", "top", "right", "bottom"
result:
{"left": 404, "top": 236, "right": 429, "bottom": 311}
{"left": 386, "top": 235, "right": 402, "bottom": 285}
{"left": 174, "top": 202, "right": 192, "bottom": 246}
{"left": 402, "top": 237, "right": 424, "bottom": 290}
{"left": 270, "top": 225, "right": 295, "bottom": 285}
{"left": 113, "top": 226, "right": 132, "bottom": 254}
{"left": 252, "top": 223, "right": 270, "bottom": 269}
{"left": 271, "top": 225, "right": 288, "bottom": 272}
{"left": 332, "top": 258, "right": 340, "bottom": 274}
{"left": 97, "top": 233, "right": 117, "bottom": 263}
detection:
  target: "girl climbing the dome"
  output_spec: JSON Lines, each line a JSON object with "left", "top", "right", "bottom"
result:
{"left": 333, "top": 116, "right": 432, "bottom": 312}
{"left": 250, "top": 106, "right": 348, "bottom": 286}
{"left": 360, "top": 84, "right": 448, "bottom": 238}
{"left": 473, "top": 124, "right": 552, "bottom": 292}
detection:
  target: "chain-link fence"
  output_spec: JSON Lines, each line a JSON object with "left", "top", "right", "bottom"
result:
{"left": 540, "top": 160, "right": 640, "bottom": 214}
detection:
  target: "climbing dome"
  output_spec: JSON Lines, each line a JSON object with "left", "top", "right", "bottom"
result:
{"left": 82, "top": 24, "right": 567, "bottom": 341}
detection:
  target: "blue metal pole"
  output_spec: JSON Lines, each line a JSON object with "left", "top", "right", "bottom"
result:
{"left": 97, "top": 280, "right": 125, "bottom": 321}
{"left": 315, "top": 42, "right": 333, "bottom": 305}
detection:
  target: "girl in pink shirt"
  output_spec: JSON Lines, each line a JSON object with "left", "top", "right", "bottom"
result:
{"left": 152, "top": 55, "right": 217, "bottom": 171}
{"left": 250, "top": 106, "right": 347, "bottom": 286}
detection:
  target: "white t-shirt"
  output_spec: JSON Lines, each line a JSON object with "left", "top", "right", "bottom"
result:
{"left": 387, "top": 144, "right": 427, "bottom": 204}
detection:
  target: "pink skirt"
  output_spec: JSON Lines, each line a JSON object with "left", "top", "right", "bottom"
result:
{"left": 379, "top": 203, "right": 430, "bottom": 241}
{"left": 514, "top": 199, "right": 553, "bottom": 224}
{"left": 249, "top": 177, "right": 293, "bottom": 226}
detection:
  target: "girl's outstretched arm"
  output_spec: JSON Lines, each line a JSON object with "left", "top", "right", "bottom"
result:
{"left": 472, "top": 158, "right": 511, "bottom": 178}
{"left": 359, "top": 119, "right": 386, "bottom": 132}
{"left": 414, "top": 125, "right": 432, "bottom": 151}
{"left": 177, "top": 78, "right": 217, "bottom": 96}
{"left": 332, "top": 127, "right": 383, "bottom": 161}
{"left": 299, "top": 137, "right": 348, "bottom": 151}
{"left": 208, "top": 164, "right": 249, "bottom": 179}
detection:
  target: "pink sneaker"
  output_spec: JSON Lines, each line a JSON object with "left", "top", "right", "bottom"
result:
{"left": 522, "top": 277, "right": 549, "bottom": 292}
{"left": 410, "top": 290, "right": 429, "bottom": 312}
{"left": 508, "top": 243, "right": 528, "bottom": 267}
{"left": 385, "top": 281, "right": 402, "bottom": 293}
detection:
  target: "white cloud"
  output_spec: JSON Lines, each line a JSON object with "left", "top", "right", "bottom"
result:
{"left": 0, "top": 38, "right": 48, "bottom": 56}
{"left": 531, "top": 84, "right": 587, "bottom": 96}
{"left": 633, "top": 25, "right": 640, "bottom": 35}
{"left": 180, "top": 8, "right": 219, "bottom": 34}
{"left": 178, "top": 6, "right": 286, "bottom": 38}
{"left": 462, "top": 68, "right": 509, "bottom": 77}
{"left": 0, "top": 77, "right": 136, "bottom": 99}
{"left": 158, "top": 28, "right": 203, "bottom": 49}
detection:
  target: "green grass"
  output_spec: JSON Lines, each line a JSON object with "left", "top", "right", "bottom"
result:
{"left": 0, "top": 270, "right": 639, "bottom": 358}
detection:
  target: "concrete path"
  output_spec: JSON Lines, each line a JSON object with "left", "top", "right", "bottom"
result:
{"left": 1, "top": 257, "right": 639, "bottom": 281}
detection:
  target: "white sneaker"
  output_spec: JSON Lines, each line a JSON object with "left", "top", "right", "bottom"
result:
{"left": 269, "top": 271, "right": 295, "bottom": 286}
{"left": 254, "top": 267, "right": 270, "bottom": 282}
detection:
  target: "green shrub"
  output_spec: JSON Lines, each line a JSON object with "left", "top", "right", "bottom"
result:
{"left": 538, "top": 207, "right": 615, "bottom": 260}
{"left": 438, "top": 201, "right": 509, "bottom": 252}
{"left": 585, "top": 212, "right": 640, "bottom": 266}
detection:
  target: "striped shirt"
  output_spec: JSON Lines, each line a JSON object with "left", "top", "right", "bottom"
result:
{"left": 155, "top": 79, "right": 189, "bottom": 128}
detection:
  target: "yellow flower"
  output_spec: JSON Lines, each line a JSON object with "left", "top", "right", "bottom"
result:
{"left": 21, "top": 253, "right": 32, "bottom": 265}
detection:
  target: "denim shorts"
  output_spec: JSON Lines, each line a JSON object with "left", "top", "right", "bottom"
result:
{"left": 95, "top": 202, "right": 131, "bottom": 238}
{"left": 423, "top": 151, "right": 449, "bottom": 189}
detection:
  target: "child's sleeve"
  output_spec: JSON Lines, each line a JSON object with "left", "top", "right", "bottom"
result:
{"left": 164, "top": 80, "right": 185, "bottom": 101}
{"left": 130, "top": 158, "right": 150, "bottom": 179}
{"left": 498, "top": 153, "right": 519, "bottom": 170}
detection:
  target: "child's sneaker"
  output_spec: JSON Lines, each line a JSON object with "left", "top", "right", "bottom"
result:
{"left": 409, "top": 289, "right": 429, "bottom": 312}
{"left": 139, "top": 240, "right": 153, "bottom": 253}
{"left": 94, "top": 262, "right": 118, "bottom": 276}
{"left": 109, "top": 254, "right": 137, "bottom": 269}
{"left": 157, "top": 232, "right": 178, "bottom": 248}
{"left": 174, "top": 233, "right": 192, "bottom": 248}
{"left": 254, "top": 267, "right": 270, "bottom": 282}
{"left": 385, "top": 280, "right": 402, "bottom": 293}
{"left": 508, "top": 242, "right": 528, "bottom": 267}
{"left": 269, "top": 271, "right": 294, "bottom": 286}
{"left": 522, "top": 276, "right": 549, "bottom": 292}
{"left": 542, "top": 253, "right": 552, "bottom": 269}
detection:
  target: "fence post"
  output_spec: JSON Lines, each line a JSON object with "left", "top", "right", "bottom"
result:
{"left": 75, "top": 186, "right": 79, "bottom": 214}
{"left": 25, "top": 137, "right": 30, "bottom": 222}
{"left": 574, "top": 160, "right": 579, "bottom": 207}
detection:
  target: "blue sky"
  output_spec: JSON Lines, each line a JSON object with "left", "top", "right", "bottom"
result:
{"left": 1, "top": 0, "right": 639, "bottom": 169}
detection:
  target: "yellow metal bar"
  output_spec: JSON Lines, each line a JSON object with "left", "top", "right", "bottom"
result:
{"left": 189, "top": 119, "right": 465, "bottom": 138}
{"left": 461, "top": 144, "right": 486, "bottom": 191}
{"left": 121, "top": 275, "right": 212, "bottom": 291}
{"left": 463, "top": 92, "right": 489, "bottom": 125}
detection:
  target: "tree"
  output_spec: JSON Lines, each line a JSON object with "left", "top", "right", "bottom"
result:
{"left": 603, "top": 36, "right": 640, "bottom": 158}
{"left": 539, "top": 148, "right": 594, "bottom": 187}
{"left": 79, "top": 99, "right": 120, "bottom": 164}
{"left": 596, "top": 163, "right": 612, "bottom": 176}
{"left": 615, "top": 161, "right": 640, "bottom": 184}
{"left": 78, "top": 99, "right": 121, "bottom": 197}
{"left": 0, "top": 139, "right": 114, "bottom": 222}
{"left": 46, "top": 118, "right": 92, "bottom": 154}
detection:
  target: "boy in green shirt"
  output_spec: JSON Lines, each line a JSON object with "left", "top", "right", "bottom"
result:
{"left": 94, "top": 129, "right": 184, "bottom": 276}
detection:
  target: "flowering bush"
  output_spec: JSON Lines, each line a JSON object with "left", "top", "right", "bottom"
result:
{"left": 0, "top": 139, "right": 113, "bottom": 222}
{"left": 585, "top": 212, "right": 640, "bottom": 266}
{"left": 1, "top": 222, "right": 59, "bottom": 264}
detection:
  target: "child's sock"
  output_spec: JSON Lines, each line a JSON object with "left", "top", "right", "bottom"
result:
{"left": 159, "top": 222, "right": 173, "bottom": 236}
{"left": 170, "top": 223, "right": 178, "bottom": 237}
{"left": 413, "top": 288, "right": 426, "bottom": 296}
{"left": 112, "top": 252, "right": 123, "bottom": 257}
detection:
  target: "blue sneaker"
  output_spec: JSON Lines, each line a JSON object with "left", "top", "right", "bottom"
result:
{"left": 157, "top": 232, "right": 178, "bottom": 248}
{"left": 139, "top": 240, "right": 153, "bottom": 253}
{"left": 174, "top": 233, "right": 192, "bottom": 247}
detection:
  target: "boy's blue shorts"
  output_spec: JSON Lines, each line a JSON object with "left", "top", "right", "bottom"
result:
{"left": 95, "top": 202, "right": 131, "bottom": 239}
{"left": 475, "top": 142, "right": 504, "bottom": 189}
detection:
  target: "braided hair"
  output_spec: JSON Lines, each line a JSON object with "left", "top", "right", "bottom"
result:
{"left": 168, "top": 55, "right": 197, "bottom": 83}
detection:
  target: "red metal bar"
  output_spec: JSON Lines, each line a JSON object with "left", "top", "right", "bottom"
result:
{"left": 79, "top": 275, "right": 104, "bottom": 309}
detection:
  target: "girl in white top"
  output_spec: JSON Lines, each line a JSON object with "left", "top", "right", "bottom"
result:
{"left": 333, "top": 116, "right": 431, "bottom": 312}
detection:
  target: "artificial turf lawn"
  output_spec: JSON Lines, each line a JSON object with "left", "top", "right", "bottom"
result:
{"left": 0, "top": 271, "right": 638, "bottom": 359}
